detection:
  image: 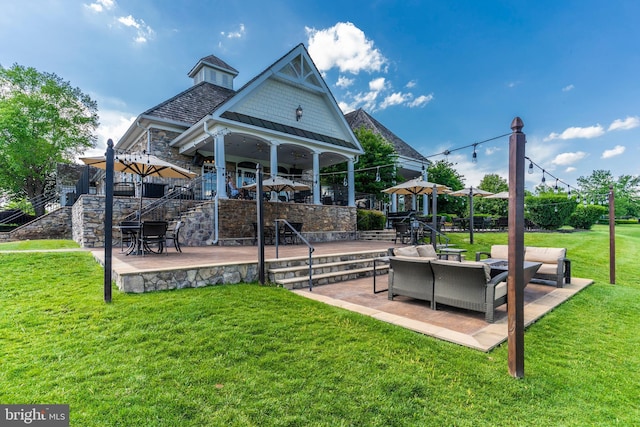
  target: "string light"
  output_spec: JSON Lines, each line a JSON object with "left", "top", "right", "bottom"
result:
{"left": 528, "top": 161, "right": 534, "bottom": 174}
{"left": 375, "top": 166, "right": 381, "bottom": 182}
{"left": 471, "top": 144, "right": 478, "bottom": 163}
{"left": 541, "top": 170, "right": 546, "bottom": 184}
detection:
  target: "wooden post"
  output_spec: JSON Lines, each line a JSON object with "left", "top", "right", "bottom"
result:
{"left": 104, "top": 139, "right": 114, "bottom": 303}
{"left": 507, "top": 117, "right": 526, "bottom": 378}
{"left": 256, "top": 164, "right": 265, "bottom": 285}
{"left": 609, "top": 185, "right": 615, "bottom": 284}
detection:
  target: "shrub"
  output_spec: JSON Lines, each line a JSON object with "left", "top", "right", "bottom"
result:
{"left": 568, "top": 204, "right": 607, "bottom": 229}
{"left": 525, "top": 195, "right": 576, "bottom": 230}
{"left": 357, "top": 209, "right": 385, "bottom": 230}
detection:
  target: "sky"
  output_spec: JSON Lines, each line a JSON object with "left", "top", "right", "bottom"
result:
{"left": 1, "top": 0, "right": 639, "bottom": 190}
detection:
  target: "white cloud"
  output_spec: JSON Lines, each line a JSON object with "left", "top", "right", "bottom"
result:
{"left": 608, "top": 116, "right": 640, "bottom": 131}
{"left": 565, "top": 167, "right": 577, "bottom": 173}
{"left": 544, "top": 124, "right": 605, "bottom": 141}
{"left": 85, "top": 0, "right": 115, "bottom": 13}
{"left": 562, "top": 84, "right": 574, "bottom": 92}
{"left": 336, "top": 75, "right": 354, "bottom": 89}
{"left": 117, "top": 15, "right": 154, "bottom": 43}
{"left": 406, "top": 80, "right": 417, "bottom": 88}
{"left": 306, "top": 22, "right": 387, "bottom": 74}
{"left": 552, "top": 151, "right": 587, "bottom": 166}
{"left": 369, "top": 77, "right": 386, "bottom": 91}
{"left": 118, "top": 15, "right": 138, "bottom": 28}
{"left": 352, "top": 90, "right": 379, "bottom": 112}
{"left": 221, "top": 23, "right": 246, "bottom": 39}
{"left": 408, "top": 94, "right": 433, "bottom": 108}
{"left": 601, "top": 145, "right": 626, "bottom": 159}
{"left": 380, "top": 92, "right": 410, "bottom": 109}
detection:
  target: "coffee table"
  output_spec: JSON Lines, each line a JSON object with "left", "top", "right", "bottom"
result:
{"left": 480, "top": 258, "right": 542, "bottom": 285}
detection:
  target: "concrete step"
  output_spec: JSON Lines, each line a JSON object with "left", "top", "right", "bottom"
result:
{"left": 267, "top": 249, "right": 390, "bottom": 289}
{"left": 358, "top": 230, "right": 396, "bottom": 241}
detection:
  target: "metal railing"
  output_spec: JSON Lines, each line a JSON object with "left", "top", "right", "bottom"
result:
{"left": 0, "top": 191, "right": 61, "bottom": 227}
{"left": 122, "top": 176, "right": 206, "bottom": 222}
{"left": 274, "top": 219, "right": 315, "bottom": 291}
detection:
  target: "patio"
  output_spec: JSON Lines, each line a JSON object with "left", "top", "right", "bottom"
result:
{"left": 91, "top": 241, "right": 592, "bottom": 352}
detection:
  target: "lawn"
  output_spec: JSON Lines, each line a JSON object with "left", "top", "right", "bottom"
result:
{"left": 1, "top": 225, "right": 638, "bottom": 426}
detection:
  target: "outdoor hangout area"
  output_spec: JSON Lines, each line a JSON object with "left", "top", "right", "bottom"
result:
{"left": 1, "top": 224, "right": 636, "bottom": 425}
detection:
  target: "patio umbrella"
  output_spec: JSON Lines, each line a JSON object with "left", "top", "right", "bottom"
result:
{"left": 383, "top": 178, "right": 449, "bottom": 245}
{"left": 80, "top": 152, "right": 197, "bottom": 218}
{"left": 485, "top": 190, "right": 510, "bottom": 199}
{"left": 448, "top": 187, "right": 494, "bottom": 244}
{"left": 242, "top": 176, "right": 310, "bottom": 193}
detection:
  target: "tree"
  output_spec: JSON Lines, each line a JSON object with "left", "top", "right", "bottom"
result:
{"left": 478, "top": 173, "right": 508, "bottom": 193}
{"left": 427, "top": 159, "right": 466, "bottom": 216}
{"left": 321, "top": 126, "right": 399, "bottom": 201}
{"left": 577, "top": 170, "right": 640, "bottom": 218}
{"left": 0, "top": 64, "right": 98, "bottom": 215}
{"left": 475, "top": 173, "right": 509, "bottom": 216}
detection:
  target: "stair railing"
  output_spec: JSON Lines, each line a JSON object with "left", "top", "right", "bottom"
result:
{"left": 274, "top": 219, "right": 315, "bottom": 291}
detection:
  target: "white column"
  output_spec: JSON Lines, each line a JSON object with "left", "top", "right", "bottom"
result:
{"left": 216, "top": 134, "right": 227, "bottom": 199}
{"left": 422, "top": 167, "right": 429, "bottom": 215}
{"left": 313, "top": 151, "right": 321, "bottom": 205}
{"left": 269, "top": 141, "right": 279, "bottom": 201}
{"left": 347, "top": 158, "right": 355, "bottom": 207}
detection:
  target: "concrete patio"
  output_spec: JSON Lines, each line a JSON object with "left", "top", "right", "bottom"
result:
{"left": 90, "top": 241, "right": 593, "bottom": 352}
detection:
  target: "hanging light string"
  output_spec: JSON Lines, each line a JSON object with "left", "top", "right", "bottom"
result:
{"left": 525, "top": 156, "right": 612, "bottom": 203}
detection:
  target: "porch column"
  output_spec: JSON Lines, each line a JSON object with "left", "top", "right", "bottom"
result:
{"left": 422, "top": 168, "right": 429, "bottom": 215}
{"left": 313, "top": 151, "right": 321, "bottom": 205}
{"left": 269, "top": 140, "right": 280, "bottom": 201}
{"left": 391, "top": 194, "right": 397, "bottom": 212}
{"left": 216, "top": 134, "right": 227, "bottom": 199}
{"left": 347, "top": 157, "right": 355, "bottom": 207}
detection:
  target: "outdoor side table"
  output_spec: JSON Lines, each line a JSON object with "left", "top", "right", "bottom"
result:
{"left": 437, "top": 248, "right": 467, "bottom": 261}
{"left": 372, "top": 256, "right": 390, "bottom": 294}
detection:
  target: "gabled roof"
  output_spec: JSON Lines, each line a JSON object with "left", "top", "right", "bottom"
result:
{"left": 187, "top": 54, "right": 239, "bottom": 78}
{"left": 344, "top": 108, "right": 428, "bottom": 163}
{"left": 142, "top": 81, "right": 235, "bottom": 126}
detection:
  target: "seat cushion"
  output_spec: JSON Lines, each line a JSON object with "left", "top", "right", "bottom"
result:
{"left": 525, "top": 247, "right": 566, "bottom": 264}
{"left": 494, "top": 281, "right": 507, "bottom": 299}
{"left": 490, "top": 245, "right": 509, "bottom": 259}
{"left": 394, "top": 246, "right": 420, "bottom": 257}
{"left": 416, "top": 245, "right": 437, "bottom": 259}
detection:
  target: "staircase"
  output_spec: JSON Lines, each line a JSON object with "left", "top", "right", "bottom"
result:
{"left": 357, "top": 229, "right": 396, "bottom": 241}
{"left": 268, "top": 249, "right": 390, "bottom": 289}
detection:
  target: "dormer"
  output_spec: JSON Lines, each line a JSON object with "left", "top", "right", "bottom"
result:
{"left": 188, "top": 55, "right": 239, "bottom": 90}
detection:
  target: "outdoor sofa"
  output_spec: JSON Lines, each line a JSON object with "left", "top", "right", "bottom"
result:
{"left": 387, "top": 245, "right": 509, "bottom": 322}
{"left": 475, "top": 244, "right": 571, "bottom": 288}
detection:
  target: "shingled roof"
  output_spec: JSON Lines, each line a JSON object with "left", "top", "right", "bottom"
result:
{"left": 344, "top": 108, "right": 428, "bottom": 163}
{"left": 142, "top": 81, "right": 235, "bottom": 125}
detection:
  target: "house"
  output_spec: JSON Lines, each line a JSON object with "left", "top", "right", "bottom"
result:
{"left": 115, "top": 43, "right": 364, "bottom": 206}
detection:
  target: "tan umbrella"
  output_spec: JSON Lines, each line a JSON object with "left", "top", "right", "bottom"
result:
{"left": 382, "top": 177, "right": 449, "bottom": 196}
{"left": 242, "top": 176, "right": 310, "bottom": 193}
{"left": 80, "top": 152, "right": 197, "bottom": 218}
{"left": 448, "top": 187, "right": 494, "bottom": 244}
{"left": 485, "top": 190, "right": 510, "bottom": 199}
{"left": 383, "top": 178, "right": 449, "bottom": 245}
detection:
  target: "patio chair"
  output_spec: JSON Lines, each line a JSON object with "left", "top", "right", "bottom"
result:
{"left": 394, "top": 222, "right": 410, "bottom": 244}
{"left": 430, "top": 260, "right": 509, "bottom": 323}
{"left": 138, "top": 221, "right": 168, "bottom": 256}
{"left": 164, "top": 220, "right": 183, "bottom": 253}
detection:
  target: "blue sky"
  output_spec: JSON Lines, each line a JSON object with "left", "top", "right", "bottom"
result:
{"left": 1, "top": 0, "right": 638, "bottom": 190}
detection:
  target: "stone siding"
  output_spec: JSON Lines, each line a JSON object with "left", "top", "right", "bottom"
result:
{"left": 2, "top": 207, "right": 73, "bottom": 241}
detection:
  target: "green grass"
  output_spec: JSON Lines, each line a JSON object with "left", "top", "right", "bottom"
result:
{"left": 1, "top": 226, "right": 639, "bottom": 426}
{"left": 0, "top": 239, "right": 80, "bottom": 250}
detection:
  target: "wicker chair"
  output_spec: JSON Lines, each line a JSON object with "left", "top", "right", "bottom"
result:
{"left": 430, "top": 260, "right": 509, "bottom": 322}
{"left": 388, "top": 257, "right": 435, "bottom": 309}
